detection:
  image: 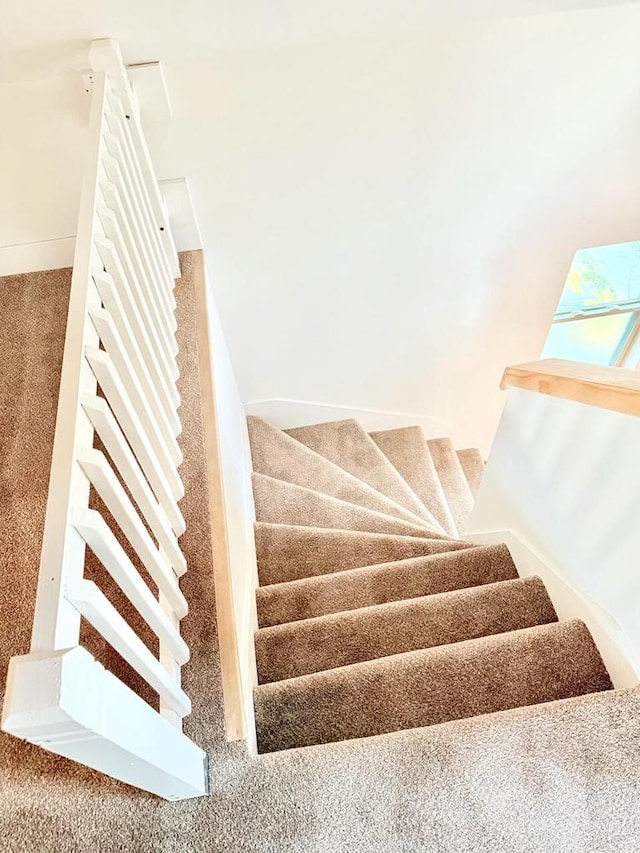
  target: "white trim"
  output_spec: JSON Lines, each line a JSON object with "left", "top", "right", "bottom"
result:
{"left": 464, "top": 528, "right": 639, "bottom": 691}
{"left": 127, "top": 62, "right": 173, "bottom": 123}
{"left": 244, "top": 397, "right": 474, "bottom": 446}
{"left": 0, "top": 178, "right": 200, "bottom": 278}
{"left": 2, "top": 647, "right": 207, "bottom": 800}
{"left": 159, "top": 178, "right": 203, "bottom": 252}
{"left": 0, "top": 237, "right": 76, "bottom": 277}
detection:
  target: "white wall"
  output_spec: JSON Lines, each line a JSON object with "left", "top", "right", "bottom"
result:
{"left": 470, "top": 387, "right": 640, "bottom": 674}
{"left": 144, "top": 4, "right": 640, "bottom": 452}
{"left": 4, "top": 4, "right": 640, "bottom": 451}
{"left": 0, "top": 76, "right": 86, "bottom": 271}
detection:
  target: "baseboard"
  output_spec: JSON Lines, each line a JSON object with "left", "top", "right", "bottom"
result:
{"left": 0, "top": 176, "right": 199, "bottom": 276}
{"left": 0, "top": 237, "right": 76, "bottom": 276}
{"left": 244, "top": 398, "right": 475, "bottom": 446}
{"left": 464, "top": 528, "right": 640, "bottom": 691}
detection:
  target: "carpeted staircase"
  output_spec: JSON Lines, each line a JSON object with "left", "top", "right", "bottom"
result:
{"left": 5, "top": 260, "right": 640, "bottom": 852}
{"left": 247, "top": 417, "right": 613, "bottom": 754}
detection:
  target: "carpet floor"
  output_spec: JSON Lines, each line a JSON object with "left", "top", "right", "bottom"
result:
{"left": 2, "top": 255, "right": 640, "bottom": 852}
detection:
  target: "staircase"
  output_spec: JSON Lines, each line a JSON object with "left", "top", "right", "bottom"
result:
{"left": 2, "top": 35, "right": 640, "bottom": 852}
{"left": 5, "top": 261, "right": 640, "bottom": 852}
{"left": 247, "top": 416, "right": 612, "bottom": 754}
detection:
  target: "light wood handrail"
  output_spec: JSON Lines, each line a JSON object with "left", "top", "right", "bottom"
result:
{"left": 192, "top": 249, "right": 247, "bottom": 742}
{"left": 501, "top": 358, "right": 640, "bottom": 417}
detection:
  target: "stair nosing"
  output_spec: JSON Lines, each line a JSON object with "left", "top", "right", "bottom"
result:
{"left": 251, "top": 472, "right": 448, "bottom": 539}
{"left": 256, "top": 575, "right": 553, "bottom": 638}
{"left": 284, "top": 419, "right": 446, "bottom": 531}
{"left": 248, "top": 416, "right": 439, "bottom": 528}
{"left": 254, "top": 618, "right": 604, "bottom": 695}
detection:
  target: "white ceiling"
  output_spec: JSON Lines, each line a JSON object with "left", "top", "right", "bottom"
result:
{"left": 1, "top": 0, "right": 638, "bottom": 82}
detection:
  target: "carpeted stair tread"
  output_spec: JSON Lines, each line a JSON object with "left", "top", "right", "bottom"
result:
{"left": 256, "top": 576, "right": 557, "bottom": 683}
{"left": 369, "top": 426, "right": 458, "bottom": 536}
{"left": 255, "top": 522, "right": 471, "bottom": 586}
{"left": 254, "top": 619, "right": 613, "bottom": 752}
{"left": 427, "top": 437, "right": 474, "bottom": 533}
{"left": 256, "top": 543, "right": 518, "bottom": 627}
{"left": 247, "top": 416, "right": 433, "bottom": 528}
{"left": 252, "top": 473, "right": 444, "bottom": 539}
{"left": 457, "top": 447, "right": 485, "bottom": 497}
{"left": 285, "top": 419, "right": 443, "bottom": 531}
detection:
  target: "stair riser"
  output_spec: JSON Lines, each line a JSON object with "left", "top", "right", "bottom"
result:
{"left": 255, "top": 523, "right": 471, "bottom": 586}
{"left": 254, "top": 621, "right": 612, "bottom": 753}
{"left": 370, "top": 427, "right": 458, "bottom": 536}
{"left": 256, "top": 577, "right": 557, "bottom": 683}
{"left": 427, "top": 438, "right": 474, "bottom": 534}
{"left": 285, "top": 420, "right": 443, "bottom": 529}
{"left": 457, "top": 448, "right": 485, "bottom": 497}
{"left": 251, "top": 474, "right": 443, "bottom": 539}
{"left": 256, "top": 544, "right": 518, "bottom": 627}
{"left": 248, "top": 417, "right": 435, "bottom": 528}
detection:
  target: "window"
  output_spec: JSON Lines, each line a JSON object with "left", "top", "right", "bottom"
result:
{"left": 542, "top": 241, "right": 640, "bottom": 368}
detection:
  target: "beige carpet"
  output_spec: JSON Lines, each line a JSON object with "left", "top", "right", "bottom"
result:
{"left": 2, "top": 256, "right": 640, "bottom": 852}
{"left": 456, "top": 447, "right": 485, "bottom": 496}
{"left": 370, "top": 425, "right": 458, "bottom": 535}
{"left": 427, "top": 437, "right": 475, "bottom": 532}
{"left": 255, "top": 576, "right": 558, "bottom": 683}
{"left": 285, "top": 420, "right": 442, "bottom": 529}
{"left": 251, "top": 472, "right": 438, "bottom": 538}
{"left": 249, "top": 417, "right": 612, "bottom": 755}
{"left": 247, "top": 415, "right": 432, "bottom": 525}
{"left": 254, "top": 523, "right": 470, "bottom": 585}
{"left": 254, "top": 620, "right": 612, "bottom": 752}
{"left": 255, "top": 544, "right": 521, "bottom": 627}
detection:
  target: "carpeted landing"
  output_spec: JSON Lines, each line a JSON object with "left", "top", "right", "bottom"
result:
{"left": 2, "top": 259, "right": 640, "bottom": 853}
{"left": 247, "top": 416, "right": 613, "bottom": 754}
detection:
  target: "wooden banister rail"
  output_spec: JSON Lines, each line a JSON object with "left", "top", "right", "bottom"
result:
{"left": 501, "top": 358, "right": 640, "bottom": 418}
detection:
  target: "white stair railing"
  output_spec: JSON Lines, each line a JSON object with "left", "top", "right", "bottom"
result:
{"left": 1, "top": 39, "right": 208, "bottom": 801}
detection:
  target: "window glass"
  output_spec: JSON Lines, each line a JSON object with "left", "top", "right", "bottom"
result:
{"left": 542, "top": 312, "right": 635, "bottom": 365}
{"left": 557, "top": 241, "right": 640, "bottom": 316}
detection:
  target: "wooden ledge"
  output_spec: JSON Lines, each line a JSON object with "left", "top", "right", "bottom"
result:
{"left": 501, "top": 358, "right": 640, "bottom": 418}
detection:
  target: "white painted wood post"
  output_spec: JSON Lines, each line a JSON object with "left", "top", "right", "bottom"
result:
{"left": 2, "top": 648, "right": 208, "bottom": 800}
{"left": 1, "top": 38, "right": 209, "bottom": 800}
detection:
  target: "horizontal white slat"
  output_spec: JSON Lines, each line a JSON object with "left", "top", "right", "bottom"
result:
{"left": 108, "top": 89, "right": 180, "bottom": 278}
{"left": 102, "top": 133, "right": 176, "bottom": 303}
{"left": 102, "top": 141, "right": 176, "bottom": 324}
{"left": 73, "top": 508, "right": 188, "bottom": 664}
{"left": 99, "top": 179, "right": 178, "bottom": 356}
{"left": 105, "top": 95, "right": 178, "bottom": 299}
{"left": 159, "top": 588, "right": 182, "bottom": 729}
{"left": 28, "top": 73, "right": 110, "bottom": 653}
{"left": 85, "top": 346, "right": 185, "bottom": 515}
{"left": 94, "top": 239, "right": 180, "bottom": 417}
{"left": 105, "top": 94, "right": 180, "bottom": 297}
{"left": 93, "top": 270, "right": 181, "bottom": 439}
{"left": 97, "top": 205, "right": 179, "bottom": 387}
{"left": 66, "top": 579, "right": 190, "bottom": 717}
{"left": 89, "top": 305, "right": 182, "bottom": 470}
{"left": 77, "top": 448, "right": 187, "bottom": 619}
{"left": 82, "top": 393, "right": 186, "bottom": 549}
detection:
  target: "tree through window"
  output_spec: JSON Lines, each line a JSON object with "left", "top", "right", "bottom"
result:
{"left": 543, "top": 241, "right": 640, "bottom": 368}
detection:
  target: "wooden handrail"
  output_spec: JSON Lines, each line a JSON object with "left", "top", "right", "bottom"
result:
{"left": 501, "top": 358, "right": 640, "bottom": 417}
